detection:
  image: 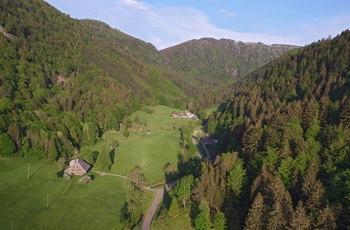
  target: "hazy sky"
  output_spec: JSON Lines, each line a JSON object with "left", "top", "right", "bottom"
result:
{"left": 45, "top": 0, "right": 350, "bottom": 50}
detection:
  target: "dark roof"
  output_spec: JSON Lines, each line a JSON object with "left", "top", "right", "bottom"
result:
{"left": 76, "top": 159, "right": 91, "bottom": 172}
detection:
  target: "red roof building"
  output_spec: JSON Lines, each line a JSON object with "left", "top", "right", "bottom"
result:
{"left": 65, "top": 159, "right": 91, "bottom": 176}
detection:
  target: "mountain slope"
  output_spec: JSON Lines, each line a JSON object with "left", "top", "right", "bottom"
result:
{"left": 160, "top": 38, "right": 298, "bottom": 82}
{"left": 202, "top": 30, "right": 350, "bottom": 228}
{"left": 0, "top": 0, "right": 297, "bottom": 161}
{"left": 0, "top": 0, "right": 196, "bottom": 160}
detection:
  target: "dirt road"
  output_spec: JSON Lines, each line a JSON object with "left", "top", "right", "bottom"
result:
{"left": 192, "top": 129, "right": 212, "bottom": 161}
{"left": 141, "top": 180, "right": 178, "bottom": 230}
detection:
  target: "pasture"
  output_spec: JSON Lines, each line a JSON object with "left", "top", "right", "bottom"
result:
{"left": 82, "top": 105, "right": 199, "bottom": 184}
{"left": 0, "top": 158, "right": 154, "bottom": 229}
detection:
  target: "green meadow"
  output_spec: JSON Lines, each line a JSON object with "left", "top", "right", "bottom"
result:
{"left": 82, "top": 105, "right": 199, "bottom": 184}
{"left": 0, "top": 106, "right": 201, "bottom": 229}
{"left": 0, "top": 158, "right": 154, "bottom": 229}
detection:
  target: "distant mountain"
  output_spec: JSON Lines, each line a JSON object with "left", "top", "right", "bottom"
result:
{"left": 160, "top": 38, "right": 298, "bottom": 82}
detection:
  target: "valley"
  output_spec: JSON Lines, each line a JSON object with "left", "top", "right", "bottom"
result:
{"left": 0, "top": 105, "right": 208, "bottom": 229}
{"left": 1, "top": 0, "right": 350, "bottom": 229}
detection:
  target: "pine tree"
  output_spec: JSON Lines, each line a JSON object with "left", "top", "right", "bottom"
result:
{"left": 175, "top": 174, "right": 194, "bottom": 210}
{"left": 267, "top": 176, "right": 292, "bottom": 229}
{"left": 244, "top": 192, "right": 265, "bottom": 230}
{"left": 7, "top": 122, "right": 22, "bottom": 150}
{"left": 250, "top": 165, "right": 274, "bottom": 206}
{"left": 314, "top": 205, "right": 336, "bottom": 230}
{"left": 213, "top": 211, "right": 227, "bottom": 230}
{"left": 193, "top": 162, "right": 224, "bottom": 212}
{"left": 288, "top": 201, "right": 311, "bottom": 230}
{"left": 194, "top": 200, "right": 211, "bottom": 230}
{"left": 169, "top": 196, "right": 180, "bottom": 217}
{"left": 242, "top": 126, "right": 262, "bottom": 155}
{"left": 267, "top": 199, "right": 286, "bottom": 230}
{"left": 339, "top": 95, "right": 350, "bottom": 128}
{"left": 301, "top": 159, "right": 325, "bottom": 213}
{"left": 227, "top": 158, "right": 246, "bottom": 202}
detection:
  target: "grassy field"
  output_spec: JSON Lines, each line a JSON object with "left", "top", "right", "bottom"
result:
{"left": 0, "top": 106, "right": 202, "bottom": 229}
{"left": 82, "top": 105, "right": 199, "bottom": 184}
{"left": 0, "top": 158, "right": 154, "bottom": 230}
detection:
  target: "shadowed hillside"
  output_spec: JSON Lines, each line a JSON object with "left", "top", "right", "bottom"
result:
{"left": 193, "top": 30, "right": 350, "bottom": 229}
{"left": 160, "top": 38, "right": 298, "bottom": 82}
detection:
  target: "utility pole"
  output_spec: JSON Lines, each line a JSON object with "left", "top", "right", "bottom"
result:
{"left": 27, "top": 164, "right": 30, "bottom": 179}
{"left": 47, "top": 193, "right": 49, "bottom": 208}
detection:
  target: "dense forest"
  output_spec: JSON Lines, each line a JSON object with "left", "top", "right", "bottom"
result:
{"left": 177, "top": 30, "right": 350, "bottom": 229}
{"left": 3, "top": 0, "right": 350, "bottom": 229}
{"left": 161, "top": 38, "right": 297, "bottom": 82}
{"left": 0, "top": 0, "right": 292, "bottom": 161}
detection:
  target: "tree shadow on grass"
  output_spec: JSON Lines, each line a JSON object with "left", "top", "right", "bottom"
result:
{"left": 30, "top": 162, "right": 48, "bottom": 179}
{"left": 56, "top": 170, "right": 64, "bottom": 178}
{"left": 110, "top": 149, "right": 115, "bottom": 165}
{"left": 154, "top": 186, "right": 174, "bottom": 219}
{"left": 163, "top": 187, "right": 172, "bottom": 211}
{"left": 177, "top": 153, "right": 201, "bottom": 178}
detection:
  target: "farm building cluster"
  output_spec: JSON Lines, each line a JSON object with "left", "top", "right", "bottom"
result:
{"left": 171, "top": 110, "right": 198, "bottom": 119}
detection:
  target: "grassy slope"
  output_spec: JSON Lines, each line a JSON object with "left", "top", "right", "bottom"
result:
{"left": 0, "top": 106, "right": 197, "bottom": 229}
{"left": 149, "top": 107, "right": 218, "bottom": 229}
{"left": 83, "top": 105, "right": 198, "bottom": 184}
{"left": 0, "top": 158, "right": 154, "bottom": 229}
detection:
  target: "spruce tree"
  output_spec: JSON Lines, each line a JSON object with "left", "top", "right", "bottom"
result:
{"left": 314, "top": 205, "right": 336, "bottom": 230}
{"left": 227, "top": 158, "right": 246, "bottom": 202}
{"left": 301, "top": 159, "right": 325, "bottom": 213}
{"left": 194, "top": 200, "right": 211, "bottom": 230}
{"left": 213, "top": 211, "right": 227, "bottom": 230}
{"left": 267, "top": 176, "right": 292, "bottom": 229}
{"left": 169, "top": 196, "right": 180, "bottom": 217}
{"left": 244, "top": 192, "right": 265, "bottom": 230}
{"left": 288, "top": 201, "right": 311, "bottom": 230}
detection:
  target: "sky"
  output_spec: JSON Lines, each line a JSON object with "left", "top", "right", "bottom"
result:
{"left": 44, "top": 0, "right": 350, "bottom": 50}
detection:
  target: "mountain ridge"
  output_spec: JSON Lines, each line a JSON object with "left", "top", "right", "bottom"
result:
{"left": 160, "top": 37, "right": 299, "bottom": 82}
{"left": 0, "top": 0, "right": 296, "bottom": 161}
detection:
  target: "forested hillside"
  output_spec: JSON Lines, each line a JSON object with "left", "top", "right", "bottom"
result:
{"left": 160, "top": 38, "right": 297, "bottom": 83}
{"left": 187, "top": 30, "right": 350, "bottom": 229}
{"left": 0, "top": 0, "right": 293, "bottom": 161}
{"left": 2, "top": 0, "right": 350, "bottom": 229}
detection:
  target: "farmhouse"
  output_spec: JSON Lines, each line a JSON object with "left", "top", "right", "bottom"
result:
{"left": 171, "top": 111, "right": 181, "bottom": 118}
{"left": 171, "top": 110, "right": 198, "bottom": 119}
{"left": 65, "top": 159, "right": 91, "bottom": 176}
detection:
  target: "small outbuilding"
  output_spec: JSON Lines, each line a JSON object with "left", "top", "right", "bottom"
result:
{"left": 65, "top": 159, "right": 91, "bottom": 176}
